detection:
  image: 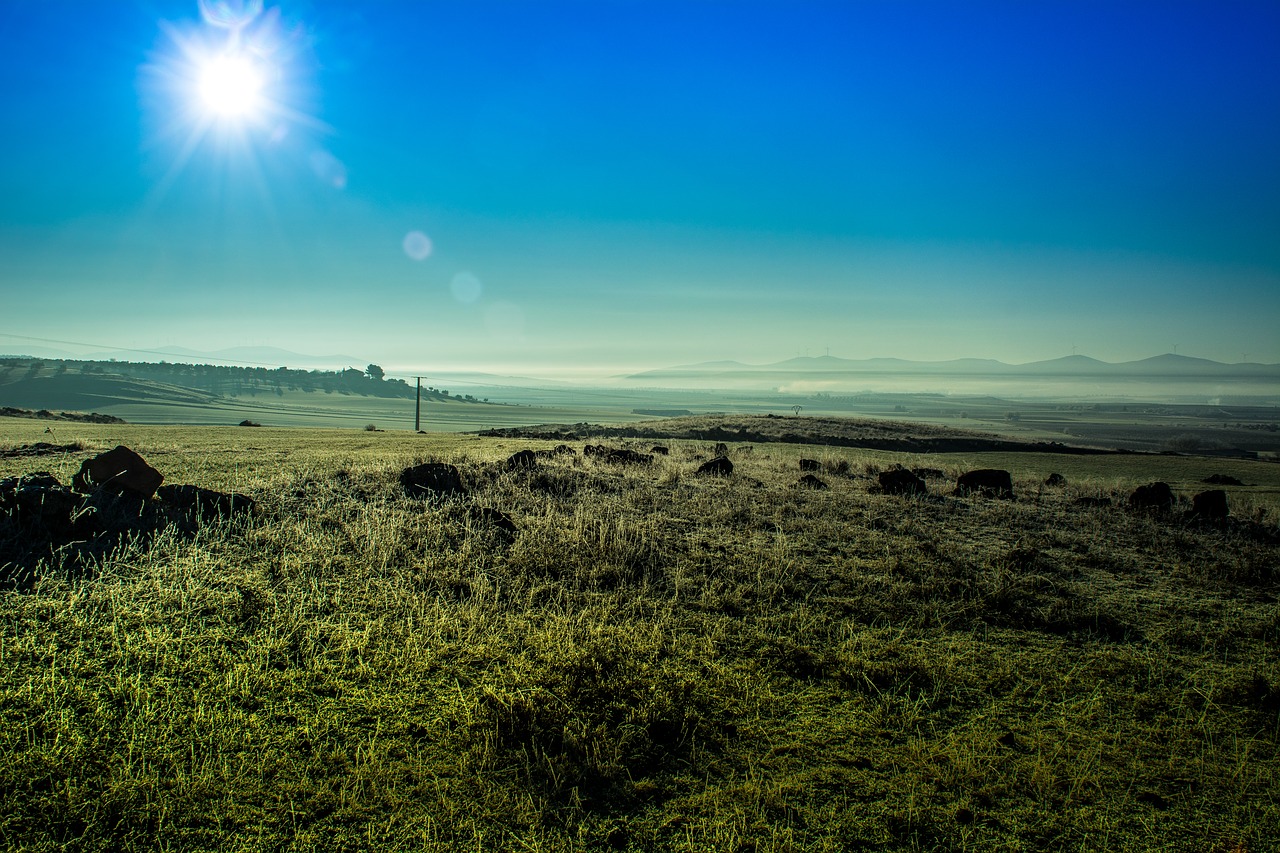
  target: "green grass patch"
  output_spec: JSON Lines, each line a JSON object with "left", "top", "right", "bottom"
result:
{"left": 1, "top": 420, "right": 1277, "bottom": 850}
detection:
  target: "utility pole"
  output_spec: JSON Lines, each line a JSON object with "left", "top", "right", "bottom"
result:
{"left": 415, "top": 376, "right": 423, "bottom": 432}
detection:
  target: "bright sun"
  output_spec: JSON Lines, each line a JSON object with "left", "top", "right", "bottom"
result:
{"left": 197, "top": 54, "right": 264, "bottom": 119}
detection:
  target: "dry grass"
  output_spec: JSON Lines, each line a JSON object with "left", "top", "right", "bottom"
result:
{"left": 1, "top": 417, "right": 1277, "bottom": 851}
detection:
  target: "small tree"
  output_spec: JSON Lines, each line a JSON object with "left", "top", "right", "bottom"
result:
{"left": 365, "top": 364, "right": 385, "bottom": 381}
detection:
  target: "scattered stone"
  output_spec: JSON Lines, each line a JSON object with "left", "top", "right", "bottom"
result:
{"left": 0, "top": 472, "right": 82, "bottom": 537}
{"left": 1045, "top": 473, "right": 1067, "bottom": 487}
{"left": 156, "top": 484, "right": 256, "bottom": 521}
{"left": 72, "top": 445, "right": 164, "bottom": 498}
{"left": 0, "top": 471, "right": 64, "bottom": 492}
{"left": 504, "top": 449, "right": 538, "bottom": 471}
{"left": 400, "top": 463, "right": 466, "bottom": 499}
{"left": 1203, "top": 474, "right": 1244, "bottom": 486}
{"left": 879, "top": 468, "right": 927, "bottom": 496}
{"left": 956, "top": 469, "right": 1014, "bottom": 498}
{"left": 799, "top": 458, "right": 822, "bottom": 472}
{"left": 587, "top": 447, "right": 654, "bottom": 465}
{"left": 797, "top": 473, "right": 828, "bottom": 490}
{"left": 1128, "top": 482, "right": 1174, "bottom": 513}
{"left": 696, "top": 456, "right": 733, "bottom": 477}
{"left": 1190, "top": 489, "right": 1229, "bottom": 520}
{"left": 469, "top": 506, "right": 518, "bottom": 537}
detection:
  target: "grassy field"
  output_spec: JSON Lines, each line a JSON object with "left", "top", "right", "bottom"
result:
{"left": 1, "top": 416, "right": 1278, "bottom": 851}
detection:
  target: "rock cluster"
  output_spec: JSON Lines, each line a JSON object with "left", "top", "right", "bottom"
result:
{"left": 1, "top": 446, "right": 253, "bottom": 590}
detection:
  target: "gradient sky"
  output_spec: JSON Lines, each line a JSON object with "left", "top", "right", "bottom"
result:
{"left": 2, "top": 0, "right": 1278, "bottom": 376}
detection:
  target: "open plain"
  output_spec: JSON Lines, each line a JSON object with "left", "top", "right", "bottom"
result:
{"left": 1, "top": 414, "right": 1277, "bottom": 851}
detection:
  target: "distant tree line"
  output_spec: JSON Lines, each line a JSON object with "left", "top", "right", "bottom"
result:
{"left": 0, "top": 358, "right": 492, "bottom": 403}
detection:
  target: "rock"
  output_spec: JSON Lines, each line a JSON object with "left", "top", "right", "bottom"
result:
{"left": 799, "top": 458, "right": 822, "bottom": 472}
{"left": 400, "top": 463, "right": 466, "bottom": 499}
{"left": 650, "top": 445, "right": 670, "bottom": 456}
{"left": 714, "top": 442, "right": 729, "bottom": 456}
{"left": 1203, "top": 474, "right": 1244, "bottom": 486}
{"left": 1075, "top": 496, "right": 1112, "bottom": 508}
{"left": 238, "top": 419, "right": 262, "bottom": 427}
{"left": 0, "top": 473, "right": 82, "bottom": 536}
{"left": 1045, "top": 473, "right": 1067, "bottom": 487}
{"left": 696, "top": 456, "right": 733, "bottom": 477}
{"left": 156, "top": 484, "right": 256, "bottom": 521}
{"left": 1128, "top": 482, "right": 1174, "bottom": 513}
{"left": 553, "top": 444, "right": 577, "bottom": 456}
{"left": 912, "top": 467, "right": 946, "bottom": 480}
{"left": 1191, "top": 489, "right": 1229, "bottom": 519}
{"left": 469, "top": 506, "right": 518, "bottom": 537}
{"left": 72, "top": 445, "right": 164, "bottom": 498}
{"left": 956, "top": 469, "right": 1014, "bottom": 498}
{"left": 504, "top": 449, "right": 538, "bottom": 471}
{"left": 879, "top": 468, "right": 927, "bottom": 496}
{"left": 588, "top": 447, "right": 654, "bottom": 465}
{"left": 0, "top": 471, "right": 64, "bottom": 492}
{"left": 797, "top": 474, "right": 828, "bottom": 490}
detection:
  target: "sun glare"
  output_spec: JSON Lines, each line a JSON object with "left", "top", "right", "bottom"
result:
{"left": 197, "top": 54, "right": 263, "bottom": 119}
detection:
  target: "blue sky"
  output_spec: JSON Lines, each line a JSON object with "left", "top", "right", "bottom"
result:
{"left": 2, "top": 0, "right": 1278, "bottom": 375}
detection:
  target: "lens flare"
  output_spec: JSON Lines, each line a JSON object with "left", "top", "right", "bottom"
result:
{"left": 450, "top": 272, "right": 482, "bottom": 303}
{"left": 402, "top": 231, "right": 433, "bottom": 261}
{"left": 198, "top": 0, "right": 264, "bottom": 30}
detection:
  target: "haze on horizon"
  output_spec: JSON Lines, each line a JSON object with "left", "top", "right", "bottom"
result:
{"left": 3, "top": 1, "right": 1278, "bottom": 377}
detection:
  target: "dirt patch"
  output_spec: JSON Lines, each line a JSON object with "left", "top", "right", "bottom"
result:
{"left": 0, "top": 442, "right": 85, "bottom": 458}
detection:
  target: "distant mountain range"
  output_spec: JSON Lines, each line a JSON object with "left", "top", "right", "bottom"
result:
{"left": 625, "top": 354, "right": 1280, "bottom": 382}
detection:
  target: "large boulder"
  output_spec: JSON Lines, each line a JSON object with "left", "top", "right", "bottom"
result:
{"left": 696, "top": 456, "right": 733, "bottom": 477}
{"left": 1128, "top": 482, "right": 1174, "bottom": 513}
{"left": 1190, "top": 489, "right": 1229, "bottom": 520}
{"left": 956, "top": 469, "right": 1014, "bottom": 498}
{"left": 72, "top": 445, "right": 164, "bottom": 498}
{"left": 400, "top": 463, "right": 466, "bottom": 499}
{"left": 879, "top": 468, "right": 927, "bottom": 496}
